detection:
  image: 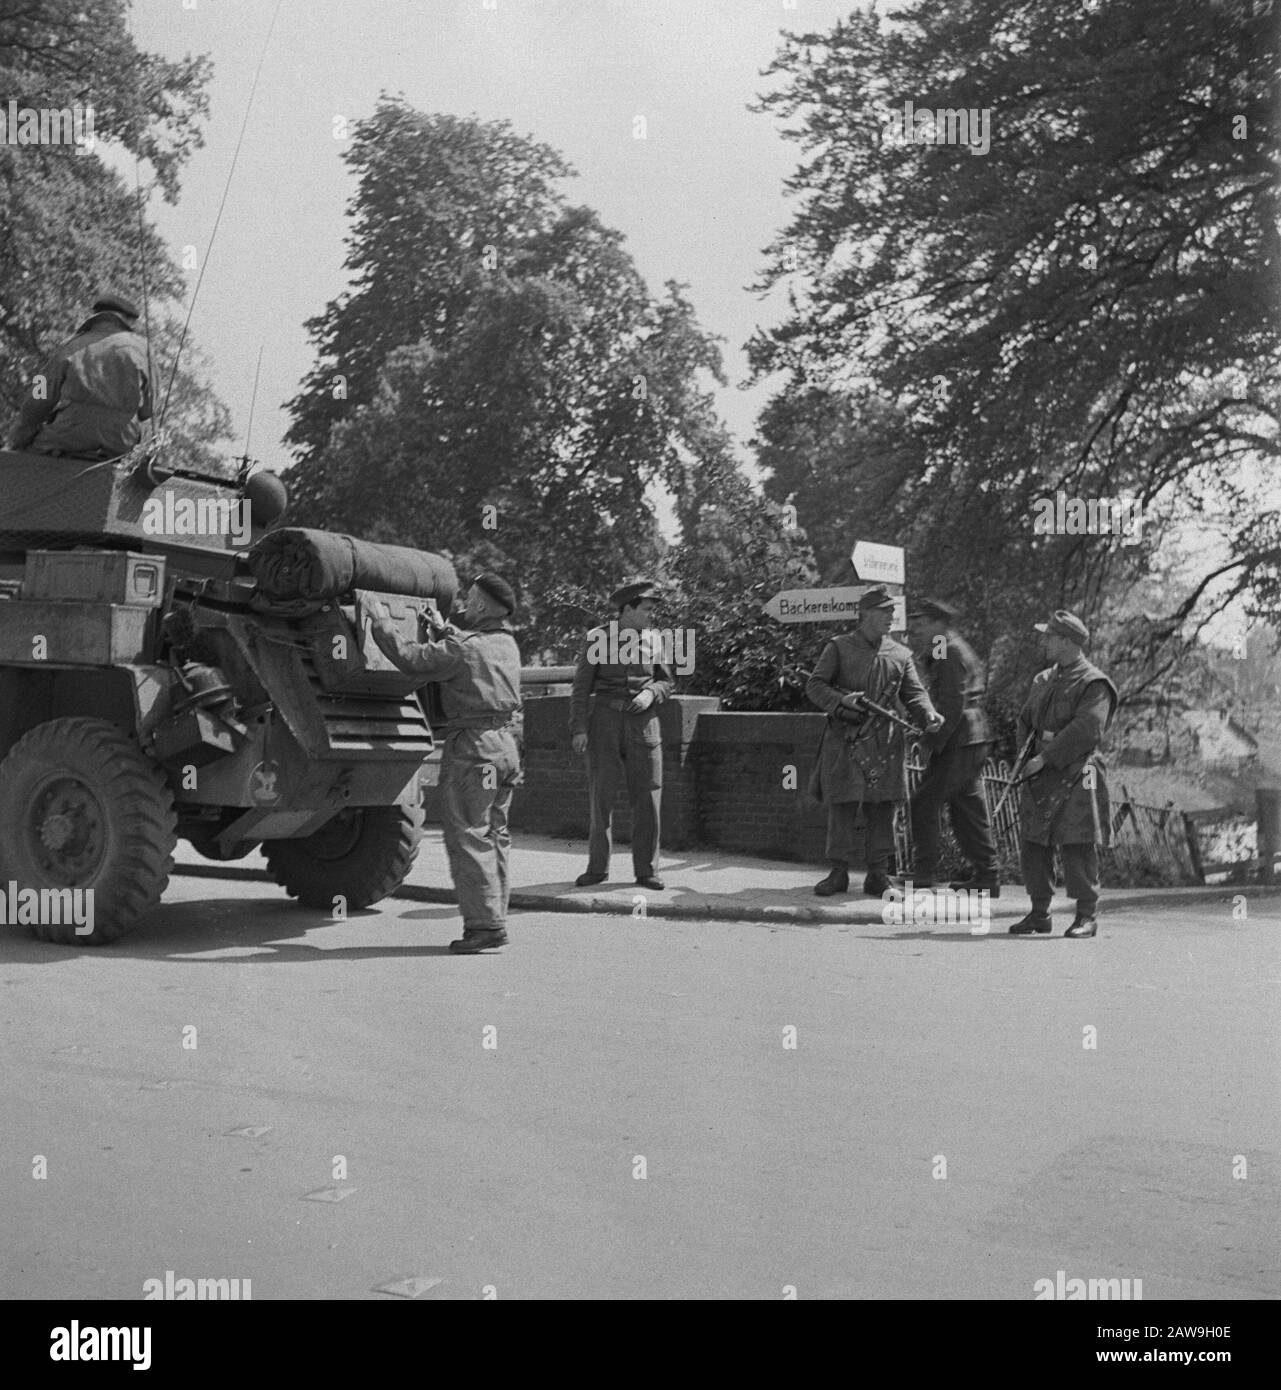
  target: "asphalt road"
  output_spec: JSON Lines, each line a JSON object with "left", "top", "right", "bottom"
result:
{"left": 2, "top": 875, "right": 1277, "bottom": 1300}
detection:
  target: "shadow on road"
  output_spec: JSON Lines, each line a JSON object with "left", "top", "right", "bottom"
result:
{"left": 0, "top": 894, "right": 466, "bottom": 964}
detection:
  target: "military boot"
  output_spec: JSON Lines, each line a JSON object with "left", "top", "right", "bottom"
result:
{"left": 814, "top": 866, "right": 850, "bottom": 897}
{"left": 1064, "top": 914, "right": 1098, "bottom": 938}
{"left": 891, "top": 873, "right": 939, "bottom": 890}
{"left": 449, "top": 928, "right": 509, "bottom": 953}
{"left": 1009, "top": 912, "right": 1052, "bottom": 936}
{"left": 862, "top": 871, "right": 892, "bottom": 897}
{"left": 949, "top": 869, "right": 1001, "bottom": 898}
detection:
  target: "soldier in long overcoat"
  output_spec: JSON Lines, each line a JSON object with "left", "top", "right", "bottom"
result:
{"left": 1009, "top": 610, "right": 1118, "bottom": 939}
{"left": 806, "top": 586, "right": 943, "bottom": 896}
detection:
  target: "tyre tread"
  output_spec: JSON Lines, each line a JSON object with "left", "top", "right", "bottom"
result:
{"left": 263, "top": 804, "right": 425, "bottom": 910}
{"left": 0, "top": 718, "right": 176, "bottom": 946}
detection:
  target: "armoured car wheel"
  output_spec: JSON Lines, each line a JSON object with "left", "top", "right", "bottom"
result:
{"left": 263, "top": 804, "right": 425, "bottom": 911}
{"left": 0, "top": 718, "right": 177, "bottom": 946}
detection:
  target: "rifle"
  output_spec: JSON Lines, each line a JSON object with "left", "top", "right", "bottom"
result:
{"left": 992, "top": 731, "right": 1037, "bottom": 819}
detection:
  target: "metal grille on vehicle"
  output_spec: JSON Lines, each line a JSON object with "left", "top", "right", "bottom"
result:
{"left": 298, "top": 653, "right": 434, "bottom": 754}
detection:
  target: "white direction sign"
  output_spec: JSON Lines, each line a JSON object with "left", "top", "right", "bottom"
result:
{"left": 850, "top": 540, "right": 906, "bottom": 586}
{"left": 764, "top": 586, "right": 907, "bottom": 629}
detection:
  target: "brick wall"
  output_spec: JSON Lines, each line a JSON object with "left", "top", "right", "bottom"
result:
{"left": 425, "top": 700, "right": 1246, "bottom": 883}
{"left": 420, "top": 696, "right": 859, "bottom": 867}
{"left": 424, "top": 697, "right": 875, "bottom": 865}
{"left": 509, "top": 694, "right": 717, "bottom": 847}
{"left": 690, "top": 711, "right": 831, "bottom": 862}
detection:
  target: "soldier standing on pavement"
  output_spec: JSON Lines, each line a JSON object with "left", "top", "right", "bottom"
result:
{"left": 368, "top": 574, "right": 523, "bottom": 954}
{"left": 10, "top": 293, "right": 154, "bottom": 460}
{"left": 903, "top": 597, "right": 1000, "bottom": 894}
{"left": 1009, "top": 610, "right": 1119, "bottom": 939}
{"left": 806, "top": 586, "right": 944, "bottom": 897}
{"left": 570, "top": 579, "right": 674, "bottom": 892}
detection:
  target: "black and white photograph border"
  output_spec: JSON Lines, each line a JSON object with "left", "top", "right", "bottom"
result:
{"left": 0, "top": 0, "right": 1277, "bottom": 1343}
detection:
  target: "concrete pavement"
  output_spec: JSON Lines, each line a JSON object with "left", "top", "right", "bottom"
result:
{"left": 173, "top": 829, "right": 1275, "bottom": 926}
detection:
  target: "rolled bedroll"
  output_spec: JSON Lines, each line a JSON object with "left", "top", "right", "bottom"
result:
{"left": 246, "top": 527, "right": 458, "bottom": 609}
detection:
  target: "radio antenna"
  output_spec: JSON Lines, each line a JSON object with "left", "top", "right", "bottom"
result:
{"left": 242, "top": 344, "right": 264, "bottom": 460}
{"left": 133, "top": 162, "right": 155, "bottom": 391}
{"left": 159, "top": 0, "right": 285, "bottom": 425}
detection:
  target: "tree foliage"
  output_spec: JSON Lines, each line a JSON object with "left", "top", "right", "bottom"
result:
{"left": 285, "top": 99, "right": 743, "bottom": 627}
{"left": 0, "top": 0, "right": 231, "bottom": 473}
{"left": 751, "top": 0, "right": 1280, "bottom": 703}
{"left": 661, "top": 480, "right": 823, "bottom": 710}
{"left": 533, "top": 478, "right": 824, "bottom": 707}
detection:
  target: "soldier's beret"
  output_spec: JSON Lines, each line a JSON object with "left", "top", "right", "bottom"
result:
{"left": 473, "top": 572, "right": 517, "bottom": 614}
{"left": 609, "top": 578, "right": 663, "bottom": 610}
{"left": 92, "top": 293, "right": 140, "bottom": 320}
{"left": 1034, "top": 609, "right": 1089, "bottom": 646}
{"left": 908, "top": 596, "right": 959, "bottom": 622}
{"left": 858, "top": 585, "right": 895, "bottom": 612}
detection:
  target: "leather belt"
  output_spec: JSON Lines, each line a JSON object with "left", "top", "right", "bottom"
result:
{"left": 600, "top": 696, "right": 654, "bottom": 713}
{"left": 449, "top": 714, "right": 516, "bottom": 730}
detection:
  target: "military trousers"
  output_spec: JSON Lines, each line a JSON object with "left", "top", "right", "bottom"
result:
{"left": 826, "top": 799, "right": 896, "bottom": 874}
{"left": 440, "top": 725, "right": 522, "bottom": 932}
{"left": 585, "top": 702, "right": 662, "bottom": 879}
{"left": 910, "top": 742, "right": 997, "bottom": 878}
{"left": 1020, "top": 839, "right": 1101, "bottom": 916}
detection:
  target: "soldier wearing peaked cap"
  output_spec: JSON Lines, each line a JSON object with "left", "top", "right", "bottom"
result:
{"left": 904, "top": 597, "right": 999, "bottom": 893}
{"left": 10, "top": 293, "right": 154, "bottom": 461}
{"left": 1009, "top": 610, "right": 1118, "bottom": 939}
{"left": 806, "top": 586, "right": 944, "bottom": 897}
{"left": 570, "top": 578, "right": 674, "bottom": 891}
{"left": 367, "top": 573, "right": 523, "bottom": 953}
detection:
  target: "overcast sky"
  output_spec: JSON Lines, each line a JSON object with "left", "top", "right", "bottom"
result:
{"left": 131, "top": 0, "right": 860, "bottom": 484}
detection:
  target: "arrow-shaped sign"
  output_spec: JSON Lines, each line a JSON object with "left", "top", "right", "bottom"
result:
{"left": 850, "top": 540, "right": 906, "bottom": 585}
{"left": 764, "top": 586, "right": 907, "bottom": 628}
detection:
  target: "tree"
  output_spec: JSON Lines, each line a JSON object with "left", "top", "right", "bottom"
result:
{"left": 285, "top": 100, "right": 741, "bottom": 627}
{"left": 147, "top": 319, "right": 235, "bottom": 477}
{"left": 285, "top": 101, "right": 576, "bottom": 469}
{"left": 0, "top": 0, "right": 231, "bottom": 471}
{"left": 755, "top": 385, "right": 923, "bottom": 581}
{"left": 750, "top": 0, "right": 1280, "bottom": 703}
{"left": 660, "top": 477, "right": 823, "bottom": 710}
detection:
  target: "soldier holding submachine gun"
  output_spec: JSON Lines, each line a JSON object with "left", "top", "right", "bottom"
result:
{"left": 805, "top": 586, "right": 944, "bottom": 897}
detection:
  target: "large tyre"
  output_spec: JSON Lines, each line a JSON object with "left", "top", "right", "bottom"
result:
{"left": 0, "top": 718, "right": 177, "bottom": 946}
{"left": 263, "top": 804, "right": 425, "bottom": 911}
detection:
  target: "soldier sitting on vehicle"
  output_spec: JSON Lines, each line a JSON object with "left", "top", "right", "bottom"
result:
{"left": 9, "top": 294, "right": 153, "bottom": 462}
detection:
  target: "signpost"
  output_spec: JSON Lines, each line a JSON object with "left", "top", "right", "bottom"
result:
{"left": 764, "top": 540, "right": 909, "bottom": 629}
{"left": 763, "top": 585, "right": 907, "bottom": 630}
{"left": 850, "top": 540, "right": 906, "bottom": 586}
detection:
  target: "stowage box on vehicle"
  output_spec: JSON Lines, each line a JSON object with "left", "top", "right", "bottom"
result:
{"left": 24, "top": 549, "right": 165, "bottom": 607}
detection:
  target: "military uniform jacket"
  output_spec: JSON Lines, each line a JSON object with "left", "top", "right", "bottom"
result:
{"left": 568, "top": 625, "right": 674, "bottom": 736}
{"left": 806, "top": 631, "right": 936, "bottom": 804}
{"left": 370, "top": 617, "right": 522, "bottom": 728}
{"left": 12, "top": 315, "right": 152, "bottom": 458}
{"left": 1017, "top": 656, "right": 1119, "bottom": 847}
{"left": 918, "top": 631, "right": 990, "bottom": 756}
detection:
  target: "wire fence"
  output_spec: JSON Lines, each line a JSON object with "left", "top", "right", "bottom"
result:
{"left": 895, "top": 756, "right": 1256, "bottom": 886}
